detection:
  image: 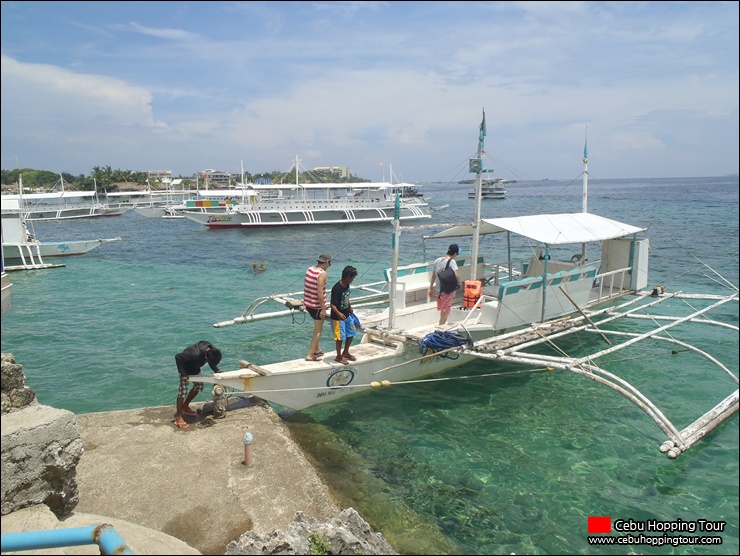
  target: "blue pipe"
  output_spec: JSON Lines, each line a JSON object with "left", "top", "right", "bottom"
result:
{"left": 1, "top": 524, "right": 134, "bottom": 555}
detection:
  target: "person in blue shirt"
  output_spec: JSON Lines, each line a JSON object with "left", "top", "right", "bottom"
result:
{"left": 174, "top": 341, "right": 222, "bottom": 429}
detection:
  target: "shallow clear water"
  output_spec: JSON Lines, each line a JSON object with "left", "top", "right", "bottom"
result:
{"left": 2, "top": 176, "right": 738, "bottom": 554}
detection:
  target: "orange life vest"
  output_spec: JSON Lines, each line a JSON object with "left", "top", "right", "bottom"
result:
{"left": 463, "top": 280, "right": 482, "bottom": 308}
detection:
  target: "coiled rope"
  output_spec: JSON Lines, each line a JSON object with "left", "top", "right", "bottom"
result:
{"left": 419, "top": 330, "right": 472, "bottom": 360}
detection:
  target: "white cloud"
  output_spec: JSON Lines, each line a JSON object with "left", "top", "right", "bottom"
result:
{"left": 128, "top": 22, "right": 199, "bottom": 41}
{"left": 1, "top": 1, "right": 737, "bottom": 179}
{"left": 1, "top": 55, "right": 157, "bottom": 128}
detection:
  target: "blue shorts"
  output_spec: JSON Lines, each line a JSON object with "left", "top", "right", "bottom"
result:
{"left": 332, "top": 318, "right": 357, "bottom": 341}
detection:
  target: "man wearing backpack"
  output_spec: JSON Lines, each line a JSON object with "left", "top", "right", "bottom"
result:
{"left": 428, "top": 244, "right": 461, "bottom": 325}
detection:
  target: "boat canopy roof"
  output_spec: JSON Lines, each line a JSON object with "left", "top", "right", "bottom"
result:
{"left": 4, "top": 191, "right": 95, "bottom": 200}
{"left": 105, "top": 190, "right": 185, "bottom": 198}
{"left": 429, "top": 212, "right": 646, "bottom": 245}
{"left": 251, "top": 182, "right": 415, "bottom": 191}
{"left": 195, "top": 189, "right": 256, "bottom": 198}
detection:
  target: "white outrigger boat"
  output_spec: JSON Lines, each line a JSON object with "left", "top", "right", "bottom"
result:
{"left": 180, "top": 159, "right": 431, "bottom": 228}
{"left": 133, "top": 188, "right": 239, "bottom": 219}
{"left": 191, "top": 113, "right": 738, "bottom": 458}
{"left": 181, "top": 182, "right": 431, "bottom": 228}
{"left": 2, "top": 175, "right": 129, "bottom": 220}
{"left": 2, "top": 177, "right": 121, "bottom": 270}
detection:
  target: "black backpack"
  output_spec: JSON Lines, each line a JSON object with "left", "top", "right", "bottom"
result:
{"left": 437, "top": 258, "right": 458, "bottom": 294}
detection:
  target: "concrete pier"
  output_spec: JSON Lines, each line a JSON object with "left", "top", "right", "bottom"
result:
{"left": 2, "top": 396, "right": 341, "bottom": 555}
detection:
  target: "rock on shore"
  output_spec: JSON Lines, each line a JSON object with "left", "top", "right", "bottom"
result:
{"left": 225, "top": 508, "right": 398, "bottom": 555}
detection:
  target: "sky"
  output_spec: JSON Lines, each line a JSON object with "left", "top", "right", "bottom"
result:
{"left": 1, "top": 1, "right": 738, "bottom": 183}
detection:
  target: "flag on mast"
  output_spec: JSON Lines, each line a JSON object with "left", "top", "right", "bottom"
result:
{"left": 478, "top": 109, "right": 486, "bottom": 149}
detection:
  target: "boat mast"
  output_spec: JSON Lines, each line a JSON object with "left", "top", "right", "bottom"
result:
{"left": 581, "top": 127, "right": 588, "bottom": 261}
{"left": 469, "top": 109, "right": 486, "bottom": 281}
{"left": 294, "top": 155, "right": 306, "bottom": 203}
{"left": 240, "top": 160, "right": 246, "bottom": 204}
{"left": 17, "top": 174, "right": 25, "bottom": 230}
{"left": 388, "top": 192, "right": 401, "bottom": 330}
{"left": 582, "top": 127, "right": 588, "bottom": 213}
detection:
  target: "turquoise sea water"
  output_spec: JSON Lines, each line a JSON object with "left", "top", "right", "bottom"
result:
{"left": 2, "top": 175, "right": 738, "bottom": 554}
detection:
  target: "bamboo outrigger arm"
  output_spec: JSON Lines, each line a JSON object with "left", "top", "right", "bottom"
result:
{"left": 460, "top": 291, "right": 739, "bottom": 458}
{"left": 659, "top": 390, "right": 738, "bottom": 458}
{"left": 469, "top": 349, "right": 738, "bottom": 458}
{"left": 213, "top": 287, "right": 392, "bottom": 328}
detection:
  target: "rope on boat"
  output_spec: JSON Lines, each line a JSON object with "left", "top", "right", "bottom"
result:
{"left": 418, "top": 330, "right": 473, "bottom": 360}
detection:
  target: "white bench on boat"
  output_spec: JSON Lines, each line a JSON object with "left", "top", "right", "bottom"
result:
{"left": 479, "top": 264, "right": 599, "bottom": 329}
{"left": 384, "top": 256, "right": 485, "bottom": 309}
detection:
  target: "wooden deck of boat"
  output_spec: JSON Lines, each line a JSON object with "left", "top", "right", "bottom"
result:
{"left": 263, "top": 342, "right": 398, "bottom": 373}
{"left": 216, "top": 341, "right": 401, "bottom": 379}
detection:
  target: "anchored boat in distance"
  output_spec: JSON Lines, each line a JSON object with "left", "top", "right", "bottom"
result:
{"left": 180, "top": 181, "right": 432, "bottom": 228}
{"left": 2, "top": 176, "right": 121, "bottom": 270}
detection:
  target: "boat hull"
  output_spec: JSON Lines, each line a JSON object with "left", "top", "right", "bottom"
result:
{"left": 99, "top": 207, "right": 130, "bottom": 217}
{"left": 183, "top": 204, "right": 431, "bottom": 228}
{"left": 190, "top": 336, "right": 474, "bottom": 410}
{"left": 468, "top": 192, "right": 507, "bottom": 199}
{"left": 21, "top": 207, "right": 106, "bottom": 221}
{"left": 3, "top": 238, "right": 121, "bottom": 260}
{"left": 468, "top": 188, "right": 507, "bottom": 199}
{"left": 134, "top": 206, "right": 230, "bottom": 219}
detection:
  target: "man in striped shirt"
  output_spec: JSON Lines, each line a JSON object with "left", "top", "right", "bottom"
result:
{"left": 304, "top": 253, "right": 331, "bottom": 361}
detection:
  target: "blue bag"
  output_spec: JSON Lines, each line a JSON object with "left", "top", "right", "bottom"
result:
{"left": 348, "top": 312, "right": 362, "bottom": 330}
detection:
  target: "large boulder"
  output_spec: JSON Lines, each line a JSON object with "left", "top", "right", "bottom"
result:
{"left": 1, "top": 353, "right": 83, "bottom": 517}
{"left": 1, "top": 352, "right": 36, "bottom": 413}
{"left": 225, "top": 507, "right": 398, "bottom": 555}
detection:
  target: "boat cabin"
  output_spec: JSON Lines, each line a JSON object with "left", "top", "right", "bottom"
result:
{"left": 366, "top": 212, "right": 648, "bottom": 336}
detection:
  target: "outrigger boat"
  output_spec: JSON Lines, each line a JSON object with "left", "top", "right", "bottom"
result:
{"left": 3, "top": 175, "right": 128, "bottom": 220}
{"left": 467, "top": 177, "right": 509, "bottom": 199}
{"left": 191, "top": 112, "right": 738, "bottom": 459}
{"left": 2, "top": 177, "right": 121, "bottom": 270}
{"left": 180, "top": 158, "right": 431, "bottom": 229}
{"left": 180, "top": 182, "right": 431, "bottom": 228}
